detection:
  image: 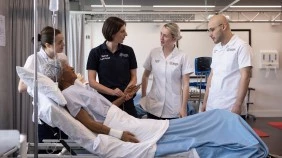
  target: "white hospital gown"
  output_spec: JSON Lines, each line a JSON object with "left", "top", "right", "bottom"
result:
{"left": 62, "top": 83, "right": 169, "bottom": 158}
{"left": 62, "top": 82, "right": 111, "bottom": 123}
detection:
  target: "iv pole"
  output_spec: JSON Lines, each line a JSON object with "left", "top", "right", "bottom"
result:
{"left": 32, "top": 1, "right": 58, "bottom": 157}
{"left": 32, "top": 0, "right": 59, "bottom": 157}
{"left": 33, "top": 0, "right": 39, "bottom": 157}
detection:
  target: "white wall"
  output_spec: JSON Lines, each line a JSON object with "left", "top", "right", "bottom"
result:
{"left": 84, "top": 22, "right": 282, "bottom": 117}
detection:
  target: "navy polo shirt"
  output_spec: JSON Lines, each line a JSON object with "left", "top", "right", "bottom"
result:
{"left": 87, "top": 41, "right": 137, "bottom": 95}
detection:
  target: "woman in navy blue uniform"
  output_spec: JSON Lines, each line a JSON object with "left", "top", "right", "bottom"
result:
{"left": 87, "top": 17, "right": 138, "bottom": 117}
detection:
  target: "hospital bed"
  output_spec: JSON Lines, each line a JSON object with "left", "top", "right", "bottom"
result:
{"left": 26, "top": 140, "right": 198, "bottom": 158}
{"left": 29, "top": 92, "right": 199, "bottom": 158}
{"left": 15, "top": 65, "right": 199, "bottom": 157}
{"left": 16, "top": 66, "right": 269, "bottom": 158}
{"left": 0, "top": 130, "right": 27, "bottom": 158}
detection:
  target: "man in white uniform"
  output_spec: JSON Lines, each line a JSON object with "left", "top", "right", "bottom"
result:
{"left": 201, "top": 14, "right": 253, "bottom": 116}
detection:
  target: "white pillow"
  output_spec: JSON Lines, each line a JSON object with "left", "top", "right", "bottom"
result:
{"left": 37, "top": 92, "right": 98, "bottom": 155}
{"left": 16, "top": 66, "right": 67, "bottom": 106}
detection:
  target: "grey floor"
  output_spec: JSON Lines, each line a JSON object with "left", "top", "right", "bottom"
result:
{"left": 246, "top": 117, "right": 282, "bottom": 157}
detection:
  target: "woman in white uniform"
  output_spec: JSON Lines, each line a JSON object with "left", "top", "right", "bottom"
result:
{"left": 17, "top": 26, "right": 67, "bottom": 142}
{"left": 141, "top": 23, "right": 193, "bottom": 119}
{"left": 18, "top": 26, "right": 66, "bottom": 92}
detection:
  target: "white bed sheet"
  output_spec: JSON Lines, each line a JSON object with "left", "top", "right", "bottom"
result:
{"left": 37, "top": 92, "right": 199, "bottom": 157}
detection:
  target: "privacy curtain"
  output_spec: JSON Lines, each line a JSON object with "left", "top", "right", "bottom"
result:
{"left": 67, "top": 13, "right": 85, "bottom": 76}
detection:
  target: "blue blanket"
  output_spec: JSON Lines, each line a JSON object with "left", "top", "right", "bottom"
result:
{"left": 155, "top": 109, "right": 268, "bottom": 158}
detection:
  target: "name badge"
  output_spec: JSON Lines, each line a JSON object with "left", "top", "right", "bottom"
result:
{"left": 227, "top": 48, "right": 236, "bottom": 51}
{"left": 169, "top": 62, "right": 179, "bottom": 66}
{"left": 100, "top": 55, "right": 110, "bottom": 60}
{"left": 120, "top": 53, "right": 129, "bottom": 58}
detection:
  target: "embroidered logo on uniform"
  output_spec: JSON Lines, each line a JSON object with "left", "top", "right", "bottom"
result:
{"left": 227, "top": 48, "right": 236, "bottom": 51}
{"left": 100, "top": 55, "right": 110, "bottom": 60}
{"left": 169, "top": 62, "right": 179, "bottom": 66}
{"left": 119, "top": 53, "right": 129, "bottom": 58}
{"left": 155, "top": 59, "right": 160, "bottom": 63}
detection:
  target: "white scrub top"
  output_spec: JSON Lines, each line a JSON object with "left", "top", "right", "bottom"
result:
{"left": 206, "top": 35, "right": 253, "bottom": 115}
{"left": 140, "top": 47, "right": 193, "bottom": 118}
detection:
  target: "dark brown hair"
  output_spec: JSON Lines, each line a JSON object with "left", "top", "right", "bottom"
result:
{"left": 40, "top": 26, "right": 61, "bottom": 48}
{"left": 102, "top": 17, "right": 126, "bottom": 41}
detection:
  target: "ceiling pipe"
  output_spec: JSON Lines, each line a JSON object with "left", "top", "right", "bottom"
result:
{"left": 250, "top": 12, "right": 260, "bottom": 21}
{"left": 100, "top": 0, "right": 106, "bottom": 11}
{"left": 219, "top": 0, "right": 240, "bottom": 13}
{"left": 271, "top": 13, "right": 281, "bottom": 21}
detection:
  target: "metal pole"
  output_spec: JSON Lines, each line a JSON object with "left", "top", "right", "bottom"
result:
{"left": 33, "top": 0, "right": 38, "bottom": 157}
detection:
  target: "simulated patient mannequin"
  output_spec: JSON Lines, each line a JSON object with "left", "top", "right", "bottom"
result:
{"left": 50, "top": 62, "right": 141, "bottom": 143}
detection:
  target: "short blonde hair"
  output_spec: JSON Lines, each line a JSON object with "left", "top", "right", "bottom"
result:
{"left": 163, "top": 23, "right": 182, "bottom": 41}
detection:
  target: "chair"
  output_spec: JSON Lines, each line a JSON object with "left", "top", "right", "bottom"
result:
{"left": 246, "top": 87, "right": 256, "bottom": 121}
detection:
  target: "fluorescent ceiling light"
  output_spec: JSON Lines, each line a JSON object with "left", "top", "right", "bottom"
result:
{"left": 125, "top": 19, "right": 141, "bottom": 22}
{"left": 230, "top": 6, "right": 281, "bottom": 8}
{"left": 153, "top": 20, "right": 164, "bottom": 22}
{"left": 251, "top": 20, "right": 269, "bottom": 22}
{"left": 91, "top": 5, "right": 141, "bottom": 8}
{"left": 153, "top": 5, "right": 215, "bottom": 8}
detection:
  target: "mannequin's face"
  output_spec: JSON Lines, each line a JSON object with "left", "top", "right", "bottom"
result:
{"left": 59, "top": 65, "right": 77, "bottom": 90}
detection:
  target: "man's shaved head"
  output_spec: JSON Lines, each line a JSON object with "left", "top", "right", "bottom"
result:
{"left": 208, "top": 14, "right": 230, "bottom": 30}
{"left": 208, "top": 14, "right": 232, "bottom": 45}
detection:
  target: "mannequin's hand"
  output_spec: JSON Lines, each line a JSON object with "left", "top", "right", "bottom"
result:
{"left": 121, "top": 131, "right": 139, "bottom": 143}
{"left": 76, "top": 73, "right": 87, "bottom": 83}
{"left": 124, "top": 84, "right": 141, "bottom": 100}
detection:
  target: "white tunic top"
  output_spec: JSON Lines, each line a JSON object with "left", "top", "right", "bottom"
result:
{"left": 140, "top": 47, "right": 193, "bottom": 118}
{"left": 206, "top": 35, "right": 253, "bottom": 115}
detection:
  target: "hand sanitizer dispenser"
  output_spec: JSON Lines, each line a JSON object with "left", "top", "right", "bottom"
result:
{"left": 259, "top": 50, "right": 279, "bottom": 69}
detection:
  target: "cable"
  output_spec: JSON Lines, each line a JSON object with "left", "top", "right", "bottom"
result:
{"left": 49, "top": 0, "right": 63, "bottom": 141}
